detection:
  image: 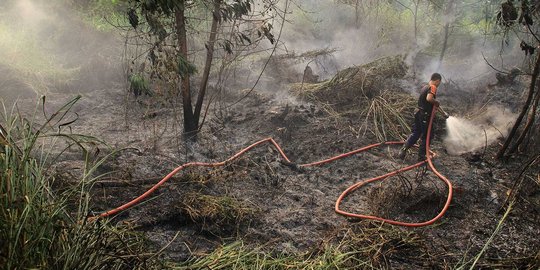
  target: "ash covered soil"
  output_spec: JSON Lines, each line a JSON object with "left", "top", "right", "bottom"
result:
{"left": 25, "top": 62, "right": 540, "bottom": 268}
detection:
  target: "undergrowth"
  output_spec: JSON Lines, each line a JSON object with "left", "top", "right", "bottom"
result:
{"left": 0, "top": 97, "right": 160, "bottom": 269}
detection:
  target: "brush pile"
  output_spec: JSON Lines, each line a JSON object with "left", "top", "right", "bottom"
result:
{"left": 290, "top": 55, "right": 408, "bottom": 106}
{"left": 290, "top": 55, "right": 413, "bottom": 141}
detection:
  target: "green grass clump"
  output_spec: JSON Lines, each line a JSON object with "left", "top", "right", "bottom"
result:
{"left": 171, "top": 223, "right": 426, "bottom": 269}
{"left": 0, "top": 97, "right": 160, "bottom": 269}
{"left": 181, "top": 193, "right": 255, "bottom": 228}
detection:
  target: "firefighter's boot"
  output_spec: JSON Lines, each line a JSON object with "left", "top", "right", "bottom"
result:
{"left": 418, "top": 141, "right": 427, "bottom": 161}
{"left": 398, "top": 144, "right": 410, "bottom": 159}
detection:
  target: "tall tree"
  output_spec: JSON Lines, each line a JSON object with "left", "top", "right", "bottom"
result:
{"left": 127, "top": 0, "right": 275, "bottom": 140}
{"left": 194, "top": 0, "right": 223, "bottom": 125}
{"left": 174, "top": 1, "right": 197, "bottom": 136}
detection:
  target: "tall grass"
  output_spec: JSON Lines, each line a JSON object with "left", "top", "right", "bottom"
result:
{"left": 0, "top": 97, "right": 160, "bottom": 269}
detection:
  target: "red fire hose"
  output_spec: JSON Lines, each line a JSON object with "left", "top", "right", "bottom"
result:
{"left": 93, "top": 106, "right": 452, "bottom": 227}
{"left": 334, "top": 106, "right": 453, "bottom": 227}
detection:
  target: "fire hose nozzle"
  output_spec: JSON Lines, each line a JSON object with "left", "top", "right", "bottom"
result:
{"left": 438, "top": 107, "right": 450, "bottom": 119}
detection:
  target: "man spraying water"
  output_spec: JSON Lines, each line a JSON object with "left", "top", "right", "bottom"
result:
{"left": 399, "top": 73, "right": 449, "bottom": 161}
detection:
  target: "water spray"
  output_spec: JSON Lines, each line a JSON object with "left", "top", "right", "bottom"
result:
{"left": 443, "top": 106, "right": 517, "bottom": 155}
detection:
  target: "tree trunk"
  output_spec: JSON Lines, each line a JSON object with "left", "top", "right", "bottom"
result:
{"left": 497, "top": 52, "right": 540, "bottom": 159}
{"left": 175, "top": 2, "right": 198, "bottom": 138}
{"left": 508, "top": 76, "right": 540, "bottom": 154}
{"left": 193, "top": 0, "right": 222, "bottom": 126}
{"left": 437, "top": 22, "right": 450, "bottom": 71}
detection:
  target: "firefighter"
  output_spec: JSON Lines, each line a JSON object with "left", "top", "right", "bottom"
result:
{"left": 399, "top": 73, "right": 448, "bottom": 161}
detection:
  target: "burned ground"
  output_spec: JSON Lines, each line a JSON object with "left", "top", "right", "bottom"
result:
{"left": 16, "top": 57, "right": 540, "bottom": 269}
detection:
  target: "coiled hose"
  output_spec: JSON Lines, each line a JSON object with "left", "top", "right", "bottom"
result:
{"left": 93, "top": 106, "right": 452, "bottom": 227}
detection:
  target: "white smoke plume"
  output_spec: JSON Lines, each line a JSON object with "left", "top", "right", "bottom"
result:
{"left": 443, "top": 106, "right": 517, "bottom": 155}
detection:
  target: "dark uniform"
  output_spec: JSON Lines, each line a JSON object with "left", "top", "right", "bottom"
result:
{"left": 403, "top": 84, "right": 438, "bottom": 160}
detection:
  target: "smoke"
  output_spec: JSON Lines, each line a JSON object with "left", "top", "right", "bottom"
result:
{"left": 0, "top": 0, "right": 122, "bottom": 102}
{"left": 420, "top": 36, "right": 524, "bottom": 85}
{"left": 274, "top": 0, "right": 526, "bottom": 86}
{"left": 13, "top": 0, "right": 47, "bottom": 25}
{"left": 443, "top": 106, "right": 517, "bottom": 155}
{"left": 280, "top": 1, "right": 416, "bottom": 79}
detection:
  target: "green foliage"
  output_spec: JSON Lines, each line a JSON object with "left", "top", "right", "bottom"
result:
{"left": 134, "top": 0, "right": 253, "bottom": 22}
{"left": 127, "top": 0, "right": 274, "bottom": 73}
{"left": 177, "top": 55, "right": 198, "bottom": 77}
{"left": 219, "top": 0, "right": 253, "bottom": 22}
{"left": 75, "top": 0, "right": 130, "bottom": 32}
{"left": 129, "top": 73, "right": 152, "bottom": 95}
{"left": 130, "top": 0, "right": 181, "bottom": 17}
